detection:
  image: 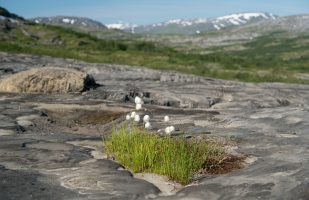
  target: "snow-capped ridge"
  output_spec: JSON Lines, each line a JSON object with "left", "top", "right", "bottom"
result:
{"left": 31, "top": 16, "right": 107, "bottom": 29}
{"left": 213, "top": 12, "right": 277, "bottom": 27}
{"left": 158, "top": 12, "right": 277, "bottom": 28}
{"left": 216, "top": 12, "right": 276, "bottom": 21}
{"left": 127, "top": 12, "right": 278, "bottom": 34}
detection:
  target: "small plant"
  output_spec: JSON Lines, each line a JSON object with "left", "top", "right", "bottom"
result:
{"left": 104, "top": 123, "right": 227, "bottom": 184}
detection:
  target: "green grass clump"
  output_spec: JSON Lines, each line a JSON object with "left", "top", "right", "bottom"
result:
{"left": 104, "top": 124, "right": 226, "bottom": 184}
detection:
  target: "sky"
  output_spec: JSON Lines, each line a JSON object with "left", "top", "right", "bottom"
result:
{"left": 1, "top": 0, "right": 308, "bottom": 25}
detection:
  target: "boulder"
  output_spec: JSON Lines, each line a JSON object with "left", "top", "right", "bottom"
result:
{"left": 0, "top": 67, "right": 96, "bottom": 93}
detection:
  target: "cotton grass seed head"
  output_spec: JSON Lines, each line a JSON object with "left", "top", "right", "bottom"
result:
{"left": 136, "top": 103, "right": 142, "bottom": 111}
{"left": 131, "top": 111, "right": 136, "bottom": 118}
{"left": 135, "top": 96, "right": 142, "bottom": 104}
{"left": 143, "top": 115, "right": 150, "bottom": 123}
{"left": 134, "top": 114, "right": 140, "bottom": 122}
{"left": 126, "top": 114, "right": 131, "bottom": 120}
{"left": 145, "top": 122, "right": 152, "bottom": 129}
{"left": 165, "top": 126, "right": 175, "bottom": 135}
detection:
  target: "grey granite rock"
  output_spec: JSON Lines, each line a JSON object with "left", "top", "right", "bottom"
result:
{"left": 0, "top": 52, "right": 309, "bottom": 199}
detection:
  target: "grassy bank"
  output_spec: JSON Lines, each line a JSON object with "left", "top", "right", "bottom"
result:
{"left": 104, "top": 124, "right": 226, "bottom": 184}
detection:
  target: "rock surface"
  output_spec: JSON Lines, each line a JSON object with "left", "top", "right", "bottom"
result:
{"left": 0, "top": 67, "right": 96, "bottom": 93}
{"left": 0, "top": 52, "right": 309, "bottom": 200}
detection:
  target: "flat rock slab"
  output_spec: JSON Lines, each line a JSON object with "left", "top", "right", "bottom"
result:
{"left": 0, "top": 52, "right": 309, "bottom": 199}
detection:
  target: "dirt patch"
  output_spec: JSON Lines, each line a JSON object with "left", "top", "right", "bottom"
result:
{"left": 200, "top": 155, "right": 247, "bottom": 175}
{"left": 36, "top": 103, "right": 129, "bottom": 126}
{"left": 21, "top": 103, "right": 130, "bottom": 136}
{"left": 46, "top": 109, "right": 124, "bottom": 126}
{"left": 75, "top": 111, "right": 123, "bottom": 125}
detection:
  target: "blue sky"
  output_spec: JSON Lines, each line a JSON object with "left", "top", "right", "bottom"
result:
{"left": 1, "top": 0, "right": 308, "bottom": 24}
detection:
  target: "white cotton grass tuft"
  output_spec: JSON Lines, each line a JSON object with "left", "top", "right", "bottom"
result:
{"left": 169, "top": 126, "right": 175, "bottom": 133}
{"left": 164, "top": 115, "right": 170, "bottom": 122}
{"left": 126, "top": 114, "right": 131, "bottom": 120}
{"left": 143, "top": 115, "right": 150, "bottom": 123}
{"left": 136, "top": 103, "right": 142, "bottom": 111}
{"left": 134, "top": 114, "right": 140, "bottom": 122}
{"left": 145, "top": 122, "right": 152, "bottom": 129}
{"left": 165, "top": 127, "right": 171, "bottom": 135}
{"left": 130, "top": 111, "right": 136, "bottom": 118}
{"left": 135, "top": 96, "right": 143, "bottom": 104}
{"left": 165, "top": 126, "right": 175, "bottom": 135}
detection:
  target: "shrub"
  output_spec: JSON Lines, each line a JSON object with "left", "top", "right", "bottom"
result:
{"left": 133, "top": 42, "right": 156, "bottom": 52}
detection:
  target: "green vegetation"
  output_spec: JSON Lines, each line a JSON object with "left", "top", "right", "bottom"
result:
{"left": 0, "top": 23, "right": 308, "bottom": 84}
{"left": 104, "top": 124, "right": 226, "bottom": 184}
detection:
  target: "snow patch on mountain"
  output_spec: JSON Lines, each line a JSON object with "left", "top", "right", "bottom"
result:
{"left": 106, "top": 23, "right": 137, "bottom": 33}
{"left": 106, "top": 23, "right": 137, "bottom": 29}
{"left": 217, "top": 13, "right": 273, "bottom": 21}
{"left": 62, "top": 18, "right": 75, "bottom": 24}
{"left": 214, "top": 25, "right": 221, "bottom": 30}
{"left": 151, "top": 18, "right": 208, "bottom": 27}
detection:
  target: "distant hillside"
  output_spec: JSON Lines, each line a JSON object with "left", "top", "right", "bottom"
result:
{"left": 0, "top": 6, "right": 24, "bottom": 21}
{"left": 0, "top": 6, "right": 27, "bottom": 39}
{"left": 200, "top": 13, "right": 309, "bottom": 48}
{"left": 31, "top": 16, "right": 107, "bottom": 29}
{"left": 0, "top": 7, "right": 308, "bottom": 84}
{"left": 108, "top": 12, "right": 278, "bottom": 35}
{"left": 140, "top": 13, "right": 309, "bottom": 53}
{"left": 229, "top": 14, "right": 309, "bottom": 35}
{"left": 30, "top": 16, "right": 131, "bottom": 39}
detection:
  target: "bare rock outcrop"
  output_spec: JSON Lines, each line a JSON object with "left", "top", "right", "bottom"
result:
{"left": 1, "top": 52, "right": 309, "bottom": 199}
{"left": 0, "top": 67, "right": 96, "bottom": 93}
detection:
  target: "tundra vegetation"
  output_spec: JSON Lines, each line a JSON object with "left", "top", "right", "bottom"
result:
{"left": 0, "top": 23, "right": 308, "bottom": 84}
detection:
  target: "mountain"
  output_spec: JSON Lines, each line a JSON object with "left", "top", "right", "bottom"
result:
{"left": 30, "top": 16, "right": 132, "bottom": 39}
{"left": 31, "top": 16, "right": 107, "bottom": 30}
{"left": 198, "top": 14, "right": 309, "bottom": 47}
{"left": 1, "top": 7, "right": 308, "bottom": 84}
{"left": 235, "top": 14, "right": 309, "bottom": 34}
{"left": 0, "top": 6, "right": 27, "bottom": 34}
{"left": 107, "top": 12, "right": 278, "bottom": 35}
{"left": 138, "top": 13, "right": 309, "bottom": 52}
{"left": 0, "top": 6, "right": 25, "bottom": 21}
